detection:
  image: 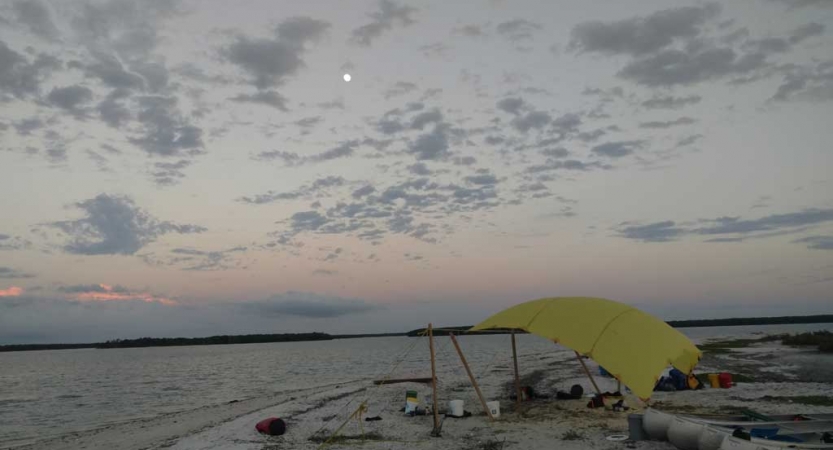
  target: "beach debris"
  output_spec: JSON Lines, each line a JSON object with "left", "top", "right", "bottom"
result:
{"left": 373, "top": 377, "right": 433, "bottom": 385}
{"left": 255, "top": 417, "right": 286, "bottom": 436}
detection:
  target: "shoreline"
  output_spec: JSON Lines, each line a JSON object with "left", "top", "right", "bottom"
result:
{"left": 4, "top": 332, "right": 833, "bottom": 450}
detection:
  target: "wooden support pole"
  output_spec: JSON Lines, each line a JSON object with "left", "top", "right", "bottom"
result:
{"left": 574, "top": 350, "right": 602, "bottom": 395}
{"left": 450, "top": 333, "right": 494, "bottom": 421}
{"left": 511, "top": 331, "right": 522, "bottom": 409}
{"left": 428, "top": 323, "right": 440, "bottom": 434}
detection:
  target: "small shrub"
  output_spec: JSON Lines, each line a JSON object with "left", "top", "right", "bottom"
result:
{"left": 562, "top": 430, "right": 584, "bottom": 441}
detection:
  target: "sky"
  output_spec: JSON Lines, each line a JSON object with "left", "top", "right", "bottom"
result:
{"left": 1, "top": 0, "right": 832, "bottom": 344}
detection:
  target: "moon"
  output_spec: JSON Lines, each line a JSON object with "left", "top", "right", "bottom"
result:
{"left": 343, "top": 73, "right": 351, "bottom": 82}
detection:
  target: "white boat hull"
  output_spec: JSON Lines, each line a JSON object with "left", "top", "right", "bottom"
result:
{"left": 669, "top": 416, "right": 706, "bottom": 450}
{"left": 644, "top": 408, "right": 675, "bottom": 441}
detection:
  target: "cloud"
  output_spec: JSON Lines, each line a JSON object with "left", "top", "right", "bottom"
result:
{"left": 230, "top": 90, "right": 289, "bottom": 111}
{"left": 351, "top": 0, "right": 417, "bottom": 46}
{"left": 591, "top": 140, "right": 643, "bottom": 158}
{"left": 150, "top": 159, "right": 191, "bottom": 186}
{"left": 642, "top": 94, "right": 702, "bottom": 109}
{"left": 618, "top": 221, "right": 687, "bottom": 242}
{"left": 696, "top": 209, "right": 833, "bottom": 235}
{"left": 496, "top": 19, "right": 541, "bottom": 43}
{"left": 639, "top": 117, "right": 696, "bottom": 129}
{"left": 410, "top": 109, "right": 443, "bottom": 130}
{"left": 69, "top": 0, "right": 183, "bottom": 58}
{"left": 0, "top": 267, "right": 35, "bottom": 279}
{"left": 454, "top": 24, "right": 486, "bottom": 37}
{"left": 312, "top": 269, "right": 337, "bottom": 276}
{"left": 84, "top": 55, "right": 145, "bottom": 90}
{"left": 224, "top": 16, "right": 329, "bottom": 90}
{"left": 0, "top": 286, "right": 23, "bottom": 297}
{"left": 58, "top": 283, "right": 176, "bottom": 305}
{"left": 793, "top": 236, "right": 833, "bottom": 250}
{"left": 129, "top": 96, "right": 203, "bottom": 156}
{"left": 97, "top": 89, "right": 132, "bottom": 128}
{"left": 677, "top": 134, "right": 703, "bottom": 147}
{"left": 239, "top": 176, "right": 347, "bottom": 205}
{"left": 408, "top": 125, "right": 450, "bottom": 160}
{"left": 225, "top": 38, "right": 304, "bottom": 90}
{"left": 569, "top": 4, "right": 720, "bottom": 56}
{"left": 617, "top": 208, "right": 833, "bottom": 244}
{"left": 275, "top": 16, "right": 331, "bottom": 45}
{"left": 47, "top": 194, "right": 206, "bottom": 255}
{"left": 0, "top": 40, "right": 61, "bottom": 99}
{"left": 770, "top": 60, "right": 833, "bottom": 102}
{"left": 0, "top": 234, "right": 32, "bottom": 251}
{"left": 619, "top": 46, "right": 767, "bottom": 86}
{"left": 526, "top": 159, "right": 610, "bottom": 173}
{"left": 383, "top": 81, "right": 418, "bottom": 99}
{"left": 496, "top": 97, "right": 525, "bottom": 115}
{"left": 789, "top": 22, "right": 825, "bottom": 44}
{"left": 169, "top": 246, "right": 247, "bottom": 271}
{"left": 511, "top": 110, "right": 551, "bottom": 132}
{"left": 46, "top": 85, "right": 94, "bottom": 112}
{"left": 13, "top": 0, "right": 59, "bottom": 40}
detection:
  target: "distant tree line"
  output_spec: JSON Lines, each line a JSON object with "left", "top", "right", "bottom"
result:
{"left": 95, "top": 332, "right": 333, "bottom": 348}
{"left": 2, "top": 314, "right": 831, "bottom": 352}
{"left": 666, "top": 314, "right": 833, "bottom": 328}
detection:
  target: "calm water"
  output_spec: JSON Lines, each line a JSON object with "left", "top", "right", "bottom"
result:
{"left": 1, "top": 323, "right": 831, "bottom": 448}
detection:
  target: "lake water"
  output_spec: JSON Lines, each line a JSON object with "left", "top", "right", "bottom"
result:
{"left": 1, "top": 323, "right": 831, "bottom": 448}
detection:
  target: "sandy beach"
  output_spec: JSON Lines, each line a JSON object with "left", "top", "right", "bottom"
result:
{"left": 10, "top": 333, "right": 833, "bottom": 450}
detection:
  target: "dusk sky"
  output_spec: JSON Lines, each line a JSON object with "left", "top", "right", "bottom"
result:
{"left": 1, "top": 0, "right": 832, "bottom": 344}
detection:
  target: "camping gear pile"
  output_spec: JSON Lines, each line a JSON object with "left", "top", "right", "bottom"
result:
{"left": 655, "top": 368, "right": 704, "bottom": 392}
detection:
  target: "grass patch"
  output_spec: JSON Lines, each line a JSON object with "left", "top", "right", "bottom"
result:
{"left": 699, "top": 335, "right": 784, "bottom": 354}
{"left": 782, "top": 331, "right": 833, "bottom": 353}
{"left": 562, "top": 430, "right": 585, "bottom": 441}
{"left": 308, "top": 431, "right": 384, "bottom": 444}
{"left": 759, "top": 395, "right": 833, "bottom": 406}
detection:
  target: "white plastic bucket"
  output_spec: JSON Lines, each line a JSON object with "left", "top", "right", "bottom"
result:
{"left": 486, "top": 401, "right": 500, "bottom": 418}
{"left": 448, "top": 400, "right": 464, "bottom": 416}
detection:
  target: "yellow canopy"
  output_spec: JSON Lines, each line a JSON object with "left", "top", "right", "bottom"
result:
{"left": 470, "top": 297, "right": 701, "bottom": 400}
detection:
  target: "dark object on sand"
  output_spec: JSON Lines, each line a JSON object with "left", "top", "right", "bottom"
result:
{"left": 373, "top": 377, "right": 434, "bottom": 385}
{"left": 446, "top": 410, "right": 473, "bottom": 418}
{"left": 364, "top": 416, "right": 383, "bottom": 421}
{"left": 255, "top": 417, "right": 286, "bottom": 436}
{"left": 556, "top": 384, "right": 584, "bottom": 400}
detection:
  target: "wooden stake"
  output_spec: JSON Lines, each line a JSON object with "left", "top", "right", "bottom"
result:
{"left": 428, "top": 323, "right": 440, "bottom": 434}
{"left": 574, "top": 350, "right": 602, "bottom": 395}
{"left": 511, "top": 331, "right": 522, "bottom": 409}
{"left": 450, "top": 333, "right": 494, "bottom": 420}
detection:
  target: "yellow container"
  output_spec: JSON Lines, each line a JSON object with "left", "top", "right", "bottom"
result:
{"left": 707, "top": 373, "right": 720, "bottom": 388}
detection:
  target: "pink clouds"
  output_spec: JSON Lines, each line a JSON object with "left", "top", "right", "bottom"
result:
{"left": 0, "top": 286, "right": 23, "bottom": 297}
{"left": 68, "top": 284, "right": 177, "bottom": 306}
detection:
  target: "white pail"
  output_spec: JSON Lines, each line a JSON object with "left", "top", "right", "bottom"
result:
{"left": 448, "top": 399, "right": 464, "bottom": 416}
{"left": 486, "top": 401, "right": 500, "bottom": 418}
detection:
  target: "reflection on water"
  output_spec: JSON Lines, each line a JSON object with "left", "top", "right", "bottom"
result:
{"left": 1, "top": 323, "right": 831, "bottom": 447}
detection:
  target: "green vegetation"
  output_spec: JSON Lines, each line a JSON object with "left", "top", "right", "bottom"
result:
{"left": 562, "top": 430, "right": 585, "bottom": 441}
{"left": 759, "top": 395, "right": 833, "bottom": 406}
{"left": 698, "top": 335, "right": 784, "bottom": 354}
{"left": 782, "top": 331, "right": 833, "bottom": 353}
